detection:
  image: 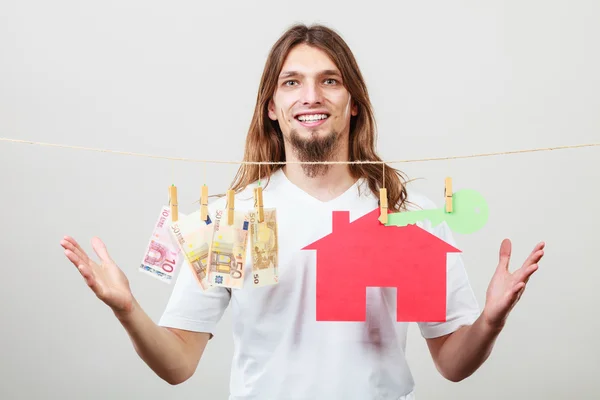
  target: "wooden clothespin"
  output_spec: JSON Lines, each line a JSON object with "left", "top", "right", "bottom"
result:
{"left": 378, "top": 188, "right": 388, "bottom": 224}
{"left": 200, "top": 185, "right": 209, "bottom": 221}
{"left": 444, "top": 177, "right": 453, "bottom": 213}
{"left": 169, "top": 184, "right": 178, "bottom": 222}
{"left": 254, "top": 186, "right": 264, "bottom": 223}
{"left": 227, "top": 189, "right": 235, "bottom": 225}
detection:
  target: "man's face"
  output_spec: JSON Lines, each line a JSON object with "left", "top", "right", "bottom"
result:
{"left": 268, "top": 44, "right": 358, "bottom": 176}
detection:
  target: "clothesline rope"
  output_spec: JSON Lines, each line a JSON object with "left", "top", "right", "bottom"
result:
{"left": 1, "top": 137, "right": 598, "bottom": 164}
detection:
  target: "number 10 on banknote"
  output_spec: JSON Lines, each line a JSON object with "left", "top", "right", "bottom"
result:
{"left": 249, "top": 208, "right": 279, "bottom": 287}
{"left": 139, "top": 206, "right": 187, "bottom": 283}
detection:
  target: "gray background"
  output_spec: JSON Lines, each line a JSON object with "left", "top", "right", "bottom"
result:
{"left": 1, "top": 1, "right": 598, "bottom": 399}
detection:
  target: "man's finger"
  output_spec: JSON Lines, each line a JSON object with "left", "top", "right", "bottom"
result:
{"left": 515, "top": 263, "right": 539, "bottom": 284}
{"left": 523, "top": 246, "right": 545, "bottom": 268}
{"left": 512, "top": 281, "right": 526, "bottom": 295}
{"left": 65, "top": 249, "right": 99, "bottom": 284}
{"left": 518, "top": 249, "right": 544, "bottom": 281}
{"left": 61, "top": 239, "right": 82, "bottom": 260}
{"left": 62, "top": 238, "right": 98, "bottom": 270}
{"left": 497, "top": 238, "right": 512, "bottom": 272}
{"left": 64, "top": 248, "right": 83, "bottom": 269}
{"left": 62, "top": 236, "right": 91, "bottom": 265}
{"left": 506, "top": 282, "right": 525, "bottom": 303}
{"left": 91, "top": 237, "right": 114, "bottom": 265}
{"left": 512, "top": 282, "right": 526, "bottom": 303}
{"left": 78, "top": 263, "right": 103, "bottom": 296}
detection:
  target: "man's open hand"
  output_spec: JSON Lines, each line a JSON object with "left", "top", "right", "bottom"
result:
{"left": 482, "top": 239, "right": 545, "bottom": 329}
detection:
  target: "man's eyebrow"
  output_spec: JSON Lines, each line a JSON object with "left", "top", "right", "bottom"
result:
{"left": 279, "top": 70, "right": 300, "bottom": 79}
{"left": 319, "top": 69, "right": 342, "bottom": 78}
{"left": 278, "top": 69, "right": 342, "bottom": 79}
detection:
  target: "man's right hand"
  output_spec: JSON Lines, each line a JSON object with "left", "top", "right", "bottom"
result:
{"left": 61, "top": 236, "right": 134, "bottom": 317}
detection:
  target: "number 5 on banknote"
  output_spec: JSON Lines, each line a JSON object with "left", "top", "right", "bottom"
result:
{"left": 249, "top": 208, "right": 279, "bottom": 287}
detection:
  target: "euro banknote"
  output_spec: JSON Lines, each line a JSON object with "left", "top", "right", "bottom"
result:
{"left": 139, "top": 206, "right": 187, "bottom": 283}
{"left": 169, "top": 209, "right": 215, "bottom": 290}
{"left": 207, "top": 208, "right": 250, "bottom": 289}
{"left": 249, "top": 208, "right": 279, "bottom": 287}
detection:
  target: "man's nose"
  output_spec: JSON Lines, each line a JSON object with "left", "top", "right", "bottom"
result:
{"left": 301, "top": 82, "right": 323, "bottom": 104}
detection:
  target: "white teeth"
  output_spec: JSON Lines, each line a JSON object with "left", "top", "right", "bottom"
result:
{"left": 297, "top": 114, "right": 328, "bottom": 122}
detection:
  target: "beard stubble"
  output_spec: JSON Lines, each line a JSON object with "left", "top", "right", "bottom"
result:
{"left": 288, "top": 128, "right": 340, "bottom": 178}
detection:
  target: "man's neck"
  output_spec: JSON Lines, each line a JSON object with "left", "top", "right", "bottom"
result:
{"left": 282, "top": 158, "right": 357, "bottom": 203}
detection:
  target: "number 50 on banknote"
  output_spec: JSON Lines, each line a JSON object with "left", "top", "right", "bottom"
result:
{"left": 249, "top": 208, "right": 279, "bottom": 287}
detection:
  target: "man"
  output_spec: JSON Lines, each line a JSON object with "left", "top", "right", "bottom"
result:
{"left": 61, "top": 23, "right": 545, "bottom": 399}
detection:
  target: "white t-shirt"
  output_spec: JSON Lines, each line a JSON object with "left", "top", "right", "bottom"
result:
{"left": 158, "top": 168, "right": 480, "bottom": 400}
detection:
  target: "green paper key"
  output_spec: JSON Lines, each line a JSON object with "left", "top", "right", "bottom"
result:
{"left": 386, "top": 189, "right": 489, "bottom": 234}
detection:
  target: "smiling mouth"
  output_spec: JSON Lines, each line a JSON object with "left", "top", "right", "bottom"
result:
{"left": 295, "top": 113, "right": 330, "bottom": 127}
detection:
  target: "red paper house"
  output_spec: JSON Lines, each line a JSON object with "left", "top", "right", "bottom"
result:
{"left": 302, "top": 208, "right": 461, "bottom": 322}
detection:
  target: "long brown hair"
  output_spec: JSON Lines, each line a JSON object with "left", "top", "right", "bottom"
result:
{"left": 226, "top": 23, "right": 411, "bottom": 213}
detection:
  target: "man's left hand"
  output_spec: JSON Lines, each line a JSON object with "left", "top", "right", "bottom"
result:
{"left": 482, "top": 239, "right": 545, "bottom": 330}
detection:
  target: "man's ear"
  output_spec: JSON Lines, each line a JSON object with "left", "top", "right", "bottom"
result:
{"left": 267, "top": 99, "right": 277, "bottom": 121}
{"left": 351, "top": 98, "right": 358, "bottom": 116}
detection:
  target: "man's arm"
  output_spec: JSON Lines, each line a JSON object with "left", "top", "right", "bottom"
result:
{"left": 116, "top": 297, "right": 210, "bottom": 385}
{"left": 425, "top": 315, "right": 503, "bottom": 382}
{"left": 61, "top": 235, "right": 211, "bottom": 385}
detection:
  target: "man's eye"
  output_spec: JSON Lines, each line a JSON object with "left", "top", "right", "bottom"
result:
{"left": 324, "top": 78, "right": 337, "bottom": 84}
{"left": 284, "top": 80, "right": 297, "bottom": 86}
